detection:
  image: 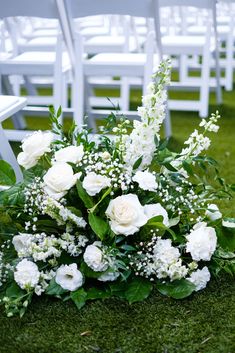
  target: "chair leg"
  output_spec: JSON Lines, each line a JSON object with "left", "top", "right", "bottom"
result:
{"left": 164, "top": 99, "right": 172, "bottom": 138}
{"left": 0, "top": 125, "right": 23, "bottom": 182}
{"left": 199, "top": 50, "right": 210, "bottom": 118}
{"left": 225, "top": 33, "right": 234, "bottom": 92}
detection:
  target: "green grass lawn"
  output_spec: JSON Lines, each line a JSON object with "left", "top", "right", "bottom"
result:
{"left": 1, "top": 84, "right": 235, "bottom": 353}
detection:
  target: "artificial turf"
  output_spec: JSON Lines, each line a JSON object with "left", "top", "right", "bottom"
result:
{"left": 0, "top": 84, "right": 235, "bottom": 353}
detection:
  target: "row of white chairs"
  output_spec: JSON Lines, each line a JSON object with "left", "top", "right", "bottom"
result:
{"left": 0, "top": 0, "right": 235, "bottom": 179}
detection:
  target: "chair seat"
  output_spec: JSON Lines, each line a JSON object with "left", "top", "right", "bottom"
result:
{"left": 85, "top": 35, "right": 145, "bottom": 54}
{"left": 19, "top": 37, "right": 57, "bottom": 52}
{"left": 0, "top": 51, "right": 71, "bottom": 75}
{"left": 0, "top": 95, "right": 27, "bottom": 123}
{"left": 23, "top": 28, "right": 59, "bottom": 38}
{"left": 162, "top": 35, "right": 214, "bottom": 55}
{"left": 84, "top": 53, "right": 160, "bottom": 76}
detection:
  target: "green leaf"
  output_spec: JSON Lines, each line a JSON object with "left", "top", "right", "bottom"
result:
{"left": 109, "top": 281, "right": 128, "bottom": 299}
{"left": 80, "top": 261, "right": 103, "bottom": 279}
{"left": 168, "top": 216, "right": 180, "bottom": 228}
{"left": 158, "top": 138, "right": 169, "bottom": 151}
{"left": 133, "top": 156, "right": 143, "bottom": 170}
{"left": 124, "top": 277, "right": 153, "bottom": 304}
{"left": 217, "top": 225, "right": 235, "bottom": 252}
{"left": 0, "top": 160, "right": 16, "bottom": 186}
{"left": 76, "top": 180, "right": 94, "bottom": 208}
{"left": 156, "top": 279, "right": 196, "bottom": 299}
{"left": 70, "top": 288, "right": 87, "bottom": 309}
{"left": 45, "top": 278, "right": 67, "bottom": 297}
{"left": 86, "top": 287, "right": 111, "bottom": 300}
{"left": 145, "top": 217, "right": 177, "bottom": 241}
{"left": 6, "top": 282, "right": 25, "bottom": 299}
{"left": 88, "top": 213, "right": 109, "bottom": 240}
{"left": 182, "top": 160, "right": 194, "bottom": 176}
{"left": 0, "top": 184, "right": 25, "bottom": 206}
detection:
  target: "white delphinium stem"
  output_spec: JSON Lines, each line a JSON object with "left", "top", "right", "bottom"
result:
{"left": 124, "top": 60, "right": 171, "bottom": 169}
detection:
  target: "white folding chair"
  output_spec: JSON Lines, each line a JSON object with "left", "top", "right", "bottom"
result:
{"left": 0, "top": 0, "right": 74, "bottom": 141}
{"left": 0, "top": 95, "right": 27, "bottom": 181}
{"left": 158, "top": 0, "right": 222, "bottom": 118}
{"left": 57, "top": 0, "right": 172, "bottom": 137}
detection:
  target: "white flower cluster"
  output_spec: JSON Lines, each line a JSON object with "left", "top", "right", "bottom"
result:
{"left": 80, "top": 150, "right": 132, "bottom": 192}
{"left": 199, "top": 111, "right": 220, "bottom": 133}
{"left": 132, "top": 236, "right": 188, "bottom": 282}
{"left": 124, "top": 61, "right": 171, "bottom": 170}
{"left": 23, "top": 177, "right": 47, "bottom": 217}
{"left": 12, "top": 231, "right": 88, "bottom": 262}
{"left": 44, "top": 197, "right": 87, "bottom": 229}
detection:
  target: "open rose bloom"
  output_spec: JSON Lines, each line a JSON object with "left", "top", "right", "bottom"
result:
{"left": 0, "top": 60, "right": 234, "bottom": 317}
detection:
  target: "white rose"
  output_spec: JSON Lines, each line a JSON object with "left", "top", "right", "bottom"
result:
{"left": 105, "top": 194, "right": 148, "bottom": 236}
{"left": 54, "top": 145, "right": 84, "bottom": 164}
{"left": 82, "top": 172, "right": 111, "bottom": 196}
{"left": 188, "top": 267, "right": 211, "bottom": 291}
{"left": 98, "top": 270, "right": 119, "bottom": 282}
{"left": 133, "top": 170, "right": 158, "bottom": 191}
{"left": 55, "top": 263, "right": 83, "bottom": 291}
{"left": 83, "top": 242, "right": 109, "bottom": 272}
{"left": 17, "top": 131, "right": 53, "bottom": 169}
{"left": 12, "top": 233, "right": 32, "bottom": 256}
{"left": 144, "top": 203, "right": 169, "bottom": 227}
{"left": 14, "top": 259, "right": 40, "bottom": 289}
{"left": 186, "top": 223, "right": 217, "bottom": 261}
{"left": 43, "top": 162, "right": 81, "bottom": 200}
{"left": 206, "top": 204, "right": 222, "bottom": 221}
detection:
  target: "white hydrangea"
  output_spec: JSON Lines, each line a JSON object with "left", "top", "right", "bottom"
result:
{"left": 205, "top": 204, "right": 222, "bottom": 221}
{"left": 133, "top": 170, "right": 158, "bottom": 191}
{"left": 188, "top": 267, "right": 211, "bottom": 291}
{"left": 186, "top": 222, "right": 217, "bottom": 261}
{"left": 153, "top": 238, "right": 180, "bottom": 264}
{"left": 17, "top": 131, "right": 53, "bottom": 169}
{"left": 82, "top": 172, "right": 111, "bottom": 196}
{"left": 83, "top": 242, "right": 109, "bottom": 272}
{"left": 14, "top": 259, "right": 40, "bottom": 290}
{"left": 55, "top": 264, "right": 83, "bottom": 291}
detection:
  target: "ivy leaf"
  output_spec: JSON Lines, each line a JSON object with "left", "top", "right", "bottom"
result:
{"left": 124, "top": 277, "right": 153, "bottom": 304}
{"left": 70, "top": 288, "right": 87, "bottom": 309}
{"left": 217, "top": 224, "right": 235, "bottom": 252}
{"left": 156, "top": 279, "right": 196, "bottom": 299}
{"left": 88, "top": 213, "right": 109, "bottom": 240}
{"left": 0, "top": 160, "right": 16, "bottom": 186}
{"left": 45, "top": 278, "right": 67, "bottom": 297}
{"left": 76, "top": 180, "right": 94, "bottom": 209}
{"left": 6, "top": 282, "right": 25, "bottom": 299}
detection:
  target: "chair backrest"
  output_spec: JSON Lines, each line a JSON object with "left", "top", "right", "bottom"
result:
{"left": 58, "top": 0, "right": 163, "bottom": 57}
{"left": 0, "top": 0, "right": 75, "bottom": 69}
{"left": 0, "top": 0, "right": 59, "bottom": 19}
{"left": 158, "top": 0, "right": 216, "bottom": 10}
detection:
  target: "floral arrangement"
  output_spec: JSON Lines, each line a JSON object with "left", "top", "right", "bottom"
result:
{"left": 0, "top": 60, "right": 235, "bottom": 317}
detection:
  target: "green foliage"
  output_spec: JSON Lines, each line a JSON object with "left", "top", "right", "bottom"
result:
{"left": 88, "top": 213, "right": 109, "bottom": 240}
{"left": 124, "top": 277, "right": 153, "bottom": 304}
{"left": 0, "top": 161, "right": 16, "bottom": 186}
{"left": 45, "top": 278, "right": 67, "bottom": 297}
{"left": 76, "top": 180, "right": 94, "bottom": 209}
{"left": 156, "top": 279, "right": 196, "bottom": 299}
